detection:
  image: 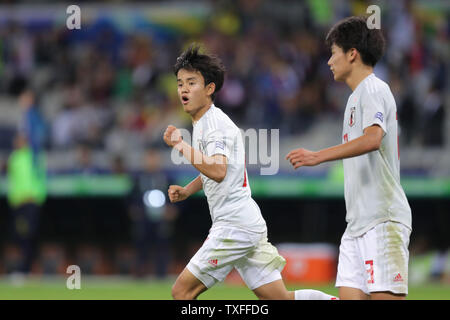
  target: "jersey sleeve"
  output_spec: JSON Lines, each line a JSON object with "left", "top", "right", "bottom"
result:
{"left": 361, "top": 89, "right": 387, "bottom": 134}
{"left": 204, "top": 127, "right": 234, "bottom": 159}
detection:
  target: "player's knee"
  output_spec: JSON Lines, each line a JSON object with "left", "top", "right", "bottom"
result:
{"left": 253, "top": 281, "right": 293, "bottom": 300}
{"left": 171, "top": 283, "right": 183, "bottom": 300}
{"left": 171, "top": 283, "right": 194, "bottom": 300}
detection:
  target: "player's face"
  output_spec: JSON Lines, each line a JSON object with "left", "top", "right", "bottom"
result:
{"left": 327, "top": 44, "right": 352, "bottom": 82}
{"left": 177, "top": 68, "right": 213, "bottom": 118}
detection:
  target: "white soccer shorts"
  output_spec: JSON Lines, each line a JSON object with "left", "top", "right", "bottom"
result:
{"left": 187, "top": 226, "right": 286, "bottom": 290}
{"left": 336, "top": 221, "right": 411, "bottom": 295}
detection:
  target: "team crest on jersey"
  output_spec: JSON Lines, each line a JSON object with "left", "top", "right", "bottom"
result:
{"left": 349, "top": 107, "right": 356, "bottom": 127}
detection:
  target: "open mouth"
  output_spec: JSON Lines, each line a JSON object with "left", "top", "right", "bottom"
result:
{"left": 181, "top": 96, "right": 189, "bottom": 105}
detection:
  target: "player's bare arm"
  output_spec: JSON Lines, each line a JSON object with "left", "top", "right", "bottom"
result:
{"left": 286, "top": 125, "right": 383, "bottom": 169}
{"left": 164, "top": 125, "right": 227, "bottom": 182}
{"left": 168, "top": 175, "right": 202, "bottom": 203}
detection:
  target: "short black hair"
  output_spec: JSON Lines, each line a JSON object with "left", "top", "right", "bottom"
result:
{"left": 173, "top": 43, "right": 225, "bottom": 101}
{"left": 325, "top": 16, "right": 385, "bottom": 67}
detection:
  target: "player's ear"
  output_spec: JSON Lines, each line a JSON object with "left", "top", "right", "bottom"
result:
{"left": 206, "top": 82, "right": 216, "bottom": 97}
{"left": 348, "top": 48, "right": 358, "bottom": 63}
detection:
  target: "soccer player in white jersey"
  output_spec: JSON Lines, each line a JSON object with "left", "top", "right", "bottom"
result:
{"left": 163, "top": 44, "right": 337, "bottom": 300}
{"left": 286, "top": 16, "right": 412, "bottom": 300}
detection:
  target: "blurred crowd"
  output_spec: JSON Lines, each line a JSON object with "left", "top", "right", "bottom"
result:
{"left": 0, "top": 0, "right": 447, "bottom": 167}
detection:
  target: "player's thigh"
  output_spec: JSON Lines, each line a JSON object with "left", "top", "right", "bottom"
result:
{"left": 172, "top": 267, "right": 208, "bottom": 300}
{"left": 339, "top": 286, "right": 369, "bottom": 300}
{"left": 359, "top": 222, "right": 410, "bottom": 296}
{"left": 236, "top": 235, "right": 286, "bottom": 292}
{"left": 252, "top": 279, "right": 294, "bottom": 300}
{"left": 188, "top": 227, "right": 256, "bottom": 288}
{"left": 336, "top": 233, "right": 369, "bottom": 296}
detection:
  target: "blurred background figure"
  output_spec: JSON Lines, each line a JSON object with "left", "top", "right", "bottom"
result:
{"left": 72, "top": 143, "right": 108, "bottom": 175}
{"left": 6, "top": 132, "right": 47, "bottom": 277}
{"left": 127, "top": 147, "right": 179, "bottom": 278}
{"left": 421, "top": 83, "right": 445, "bottom": 147}
{"left": 17, "top": 88, "right": 47, "bottom": 159}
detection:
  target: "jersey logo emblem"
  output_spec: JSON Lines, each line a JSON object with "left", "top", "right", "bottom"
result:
{"left": 349, "top": 107, "right": 356, "bottom": 127}
{"left": 393, "top": 273, "right": 403, "bottom": 282}
{"left": 208, "top": 259, "right": 218, "bottom": 267}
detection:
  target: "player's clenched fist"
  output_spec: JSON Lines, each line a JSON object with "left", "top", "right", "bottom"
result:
{"left": 286, "top": 148, "right": 320, "bottom": 169}
{"left": 163, "top": 125, "right": 182, "bottom": 147}
{"left": 168, "top": 185, "right": 189, "bottom": 203}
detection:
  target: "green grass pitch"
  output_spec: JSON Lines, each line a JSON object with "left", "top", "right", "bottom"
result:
{"left": 0, "top": 277, "right": 449, "bottom": 300}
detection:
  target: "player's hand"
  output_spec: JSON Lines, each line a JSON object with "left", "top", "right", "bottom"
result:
{"left": 168, "top": 185, "right": 189, "bottom": 203}
{"left": 163, "top": 125, "right": 182, "bottom": 148}
{"left": 286, "top": 148, "right": 321, "bottom": 169}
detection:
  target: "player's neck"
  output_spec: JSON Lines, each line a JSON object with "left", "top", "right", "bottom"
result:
{"left": 191, "top": 101, "right": 213, "bottom": 123}
{"left": 345, "top": 65, "right": 373, "bottom": 91}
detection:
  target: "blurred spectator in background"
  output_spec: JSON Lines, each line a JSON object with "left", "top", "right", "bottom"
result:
{"left": 72, "top": 143, "right": 108, "bottom": 175}
{"left": 127, "top": 147, "right": 179, "bottom": 278}
{"left": 6, "top": 132, "right": 47, "bottom": 276}
{"left": 17, "top": 88, "right": 47, "bottom": 162}
{"left": 111, "top": 154, "right": 127, "bottom": 175}
{"left": 51, "top": 84, "right": 83, "bottom": 149}
{"left": 421, "top": 83, "right": 445, "bottom": 147}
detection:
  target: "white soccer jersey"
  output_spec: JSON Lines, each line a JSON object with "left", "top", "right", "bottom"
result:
{"left": 191, "top": 104, "right": 266, "bottom": 233}
{"left": 342, "top": 73, "right": 412, "bottom": 237}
